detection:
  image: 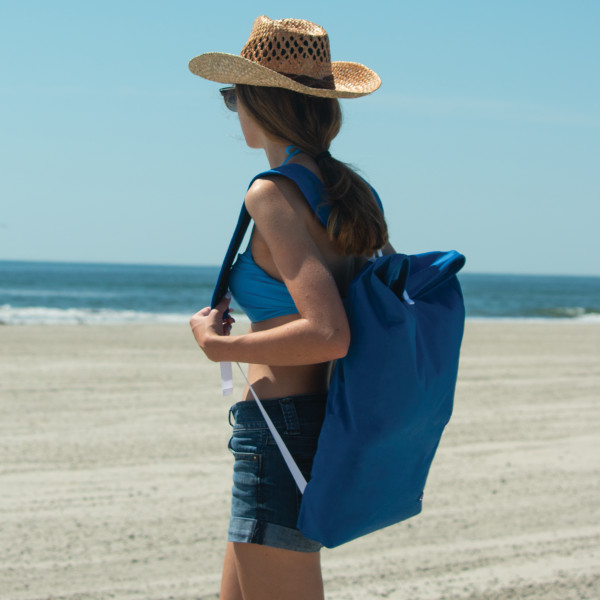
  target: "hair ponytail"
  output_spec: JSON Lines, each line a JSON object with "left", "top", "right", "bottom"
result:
{"left": 313, "top": 151, "right": 387, "bottom": 255}
{"left": 235, "top": 85, "right": 388, "bottom": 256}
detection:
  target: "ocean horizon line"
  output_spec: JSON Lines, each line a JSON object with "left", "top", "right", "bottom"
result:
{"left": 1, "top": 258, "right": 599, "bottom": 280}
{"left": 1, "top": 309, "right": 599, "bottom": 327}
{"left": 2, "top": 259, "right": 599, "bottom": 325}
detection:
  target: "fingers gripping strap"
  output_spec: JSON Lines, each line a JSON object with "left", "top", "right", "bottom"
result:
{"left": 235, "top": 362, "right": 308, "bottom": 494}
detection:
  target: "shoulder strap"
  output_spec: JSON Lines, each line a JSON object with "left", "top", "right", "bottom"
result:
{"left": 210, "top": 203, "right": 251, "bottom": 310}
{"left": 249, "top": 163, "right": 331, "bottom": 227}
{"left": 212, "top": 164, "right": 384, "bottom": 309}
{"left": 211, "top": 164, "right": 329, "bottom": 309}
{"left": 272, "top": 164, "right": 384, "bottom": 220}
{"left": 253, "top": 163, "right": 384, "bottom": 224}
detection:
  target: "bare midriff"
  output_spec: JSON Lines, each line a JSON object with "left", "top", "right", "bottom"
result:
{"left": 242, "top": 312, "right": 331, "bottom": 401}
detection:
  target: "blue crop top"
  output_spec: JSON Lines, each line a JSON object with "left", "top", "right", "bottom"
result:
{"left": 228, "top": 160, "right": 324, "bottom": 323}
{"left": 228, "top": 156, "right": 383, "bottom": 323}
{"left": 229, "top": 246, "right": 299, "bottom": 322}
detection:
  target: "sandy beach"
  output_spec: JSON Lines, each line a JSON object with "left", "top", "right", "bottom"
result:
{"left": 1, "top": 321, "right": 598, "bottom": 599}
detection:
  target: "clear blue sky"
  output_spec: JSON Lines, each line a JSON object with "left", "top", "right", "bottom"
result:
{"left": 1, "top": 1, "right": 599, "bottom": 275}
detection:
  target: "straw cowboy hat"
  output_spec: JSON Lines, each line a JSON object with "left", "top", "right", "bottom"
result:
{"left": 189, "top": 15, "right": 381, "bottom": 99}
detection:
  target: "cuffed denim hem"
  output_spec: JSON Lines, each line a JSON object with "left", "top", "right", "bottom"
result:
{"left": 228, "top": 516, "right": 322, "bottom": 553}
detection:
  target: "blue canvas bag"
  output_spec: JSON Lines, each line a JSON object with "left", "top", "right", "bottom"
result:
{"left": 211, "top": 164, "right": 466, "bottom": 548}
{"left": 298, "top": 249, "right": 465, "bottom": 546}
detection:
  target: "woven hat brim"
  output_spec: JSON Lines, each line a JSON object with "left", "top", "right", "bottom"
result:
{"left": 189, "top": 52, "right": 381, "bottom": 98}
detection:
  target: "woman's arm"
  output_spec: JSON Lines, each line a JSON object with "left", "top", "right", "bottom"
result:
{"left": 190, "top": 178, "right": 351, "bottom": 366}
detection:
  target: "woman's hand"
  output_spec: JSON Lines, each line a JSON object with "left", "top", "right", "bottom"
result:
{"left": 189, "top": 294, "right": 235, "bottom": 360}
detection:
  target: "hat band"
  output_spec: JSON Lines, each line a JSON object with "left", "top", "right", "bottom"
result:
{"left": 280, "top": 72, "right": 335, "bottom": 90}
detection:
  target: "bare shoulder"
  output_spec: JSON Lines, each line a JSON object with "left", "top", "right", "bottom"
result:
{"left": 245, "top": 176, "right": 308, "bottom": 224}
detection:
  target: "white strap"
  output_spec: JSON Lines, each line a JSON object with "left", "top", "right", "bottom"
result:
{"left": 225, "top": 362, "right": 308, "bottom": 494}
{"left": 220, "top": 362, "right": 234, "bottom": 396}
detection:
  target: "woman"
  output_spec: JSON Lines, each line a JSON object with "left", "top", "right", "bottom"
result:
{"left": 188, "top": 16, "right": 389, "bottom": 600}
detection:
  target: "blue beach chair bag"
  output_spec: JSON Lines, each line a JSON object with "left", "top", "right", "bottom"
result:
{"left": 211, "top": 164, "right": 466, "bottom": 548}
{"left": 297, "top": 249, "right": 466, "bottom": 547}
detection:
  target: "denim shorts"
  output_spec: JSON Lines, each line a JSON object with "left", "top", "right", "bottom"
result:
{"left": 227, "top": 393, "right": 326, "bottom": 552}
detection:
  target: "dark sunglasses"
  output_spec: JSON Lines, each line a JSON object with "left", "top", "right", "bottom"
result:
{"left": 219, "top": 86, "right": 237, "bottom": 112}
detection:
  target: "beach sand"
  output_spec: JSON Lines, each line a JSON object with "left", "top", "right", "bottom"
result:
{"left": 1, "top": 322, "right": 599, "bottom": 599}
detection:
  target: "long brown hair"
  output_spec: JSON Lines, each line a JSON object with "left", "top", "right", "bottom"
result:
{"left": 235, "top": 84, "right": 388, "bottom": 256}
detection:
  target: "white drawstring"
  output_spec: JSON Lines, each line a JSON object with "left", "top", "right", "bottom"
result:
{"left": 222, "top": 361, "right": 308, "bottom": 493}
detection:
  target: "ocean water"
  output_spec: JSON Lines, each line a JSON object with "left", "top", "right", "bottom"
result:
{"left": 460, "top": 273, "right": 600, "bottom": 321}
{"left": 0, "top": 260, "right": 599, "bottom": 325}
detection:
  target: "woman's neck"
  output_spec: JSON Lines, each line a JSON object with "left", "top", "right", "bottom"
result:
{"left": 264, "top": 141, "right": 296, "bottom": 168}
